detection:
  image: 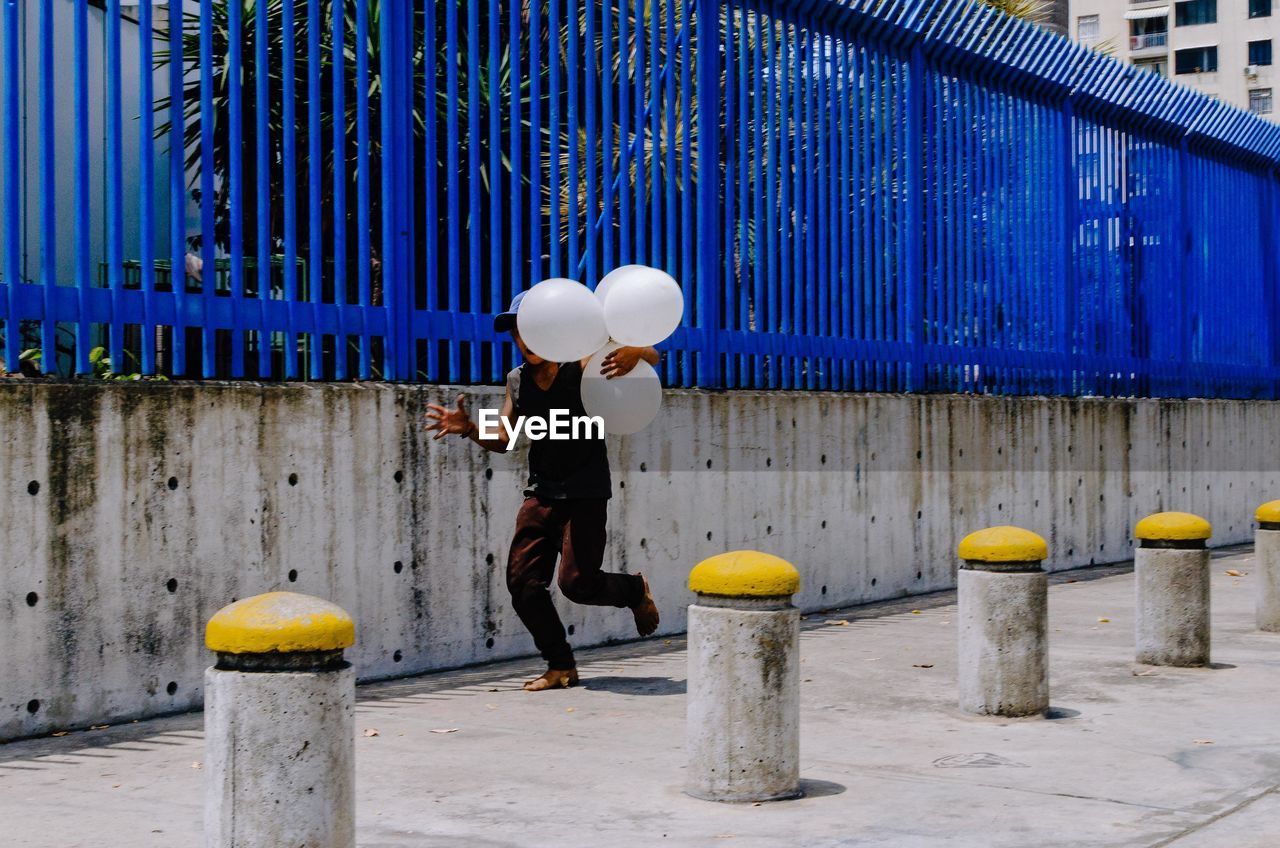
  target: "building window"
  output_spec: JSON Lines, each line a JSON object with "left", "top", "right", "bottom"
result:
{"left": 1175, "top": 0, "right": 1217, "bottom": 26}
{"left": 1249, "top": 40, "right": 1273, "bottom": 65}
{"left": 1174, "top": 46, "right": 1219, "bottom": 73}
{"left": 1250, "top": 88, "right": 1273, "bottom": 113}
{"left": 1250, "top": 0, "right": 1272, "bottom": 19}
{"left": 1077, "top": 14, "right": 1100, "bottom": 42}
{"left": 1135, "top": 58, "right": 1169, "bottom": 78}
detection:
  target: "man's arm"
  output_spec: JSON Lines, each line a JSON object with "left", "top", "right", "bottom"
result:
{"left": 425, "top": 387, "right": 516, "bottom": 453}
{"left": 596, "top": 346, "right": 660, "bottom": 379}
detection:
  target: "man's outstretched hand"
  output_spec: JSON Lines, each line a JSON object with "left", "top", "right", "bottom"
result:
{"left": 425, "top": 394, "right": 474, "bottom": 440}
{"left": 599, "top": 346, "right": 659, "bottom": 379}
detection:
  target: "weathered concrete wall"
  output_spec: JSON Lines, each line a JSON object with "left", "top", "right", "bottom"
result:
{"left": 2, "top": 382, "right": 1278, "bottom": 740}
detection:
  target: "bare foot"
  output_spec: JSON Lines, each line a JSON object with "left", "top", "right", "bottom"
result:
{"left": 522, "top": 668, "right": 579, "bottom": 691}
{"left": 631, "top": 574, "right": 660, "bottom": 637}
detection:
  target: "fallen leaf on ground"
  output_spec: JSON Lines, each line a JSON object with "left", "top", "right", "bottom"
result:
{"left": 565, "top": 708, "right": 575, "bottom": 713}
{"left": 90, "top": 725, "right": 109, "bottom": 730}
{"left": 1193, "top": 739, "right": 1214, "bottom": 745}
{"left": 913, "top": 664, "right": 934, "bottom": 669}
{"left": 1098, "top": 617, "right": 1110, "bottom": 623}
{"left": 50, "top": 731, "right": 68, "bottom": 737}
{"left": 1134, "top": 669, "right": 1157, "bottom": 676}
{"left": 362, "top": 728, "right": 380, "bottom": 737}
{"left": 824, "top": 619, "right": 849, "bottom": 626}
{"left": 191, "top": 761, "right": 202, "bottom": 770}
{"left": 429, "top": 728, "right": 459, "bottom": 734}
{"left": 1225, "top": 570, "right": 1242, "bottom": 577}
{"left": 911, "top": 610, "right": 922, "bottom": 615}
{"left": 485, "top": 703, "right": 498, "bottom": 710}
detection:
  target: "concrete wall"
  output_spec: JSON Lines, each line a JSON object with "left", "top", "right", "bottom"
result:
{"left": 2, "top": 382, "right": 1278, "bottom": 741}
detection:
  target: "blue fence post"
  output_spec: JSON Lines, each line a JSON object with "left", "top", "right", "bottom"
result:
{"left": 695, "top": 0, "right": 722, "bottom": 387}
{"left": 904, "top": 45, "right": 925, "bottom": 393}
{"left": 0, "top": 0, "right": 16, "bottom": 373}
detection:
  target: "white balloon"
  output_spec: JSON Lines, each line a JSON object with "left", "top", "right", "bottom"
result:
{"left": 593, "top": 264, "right": 650, "bottom": 308}
{"left": 601, "top": 266, "right": 684, "bottom": 347}
{"left": 516, "top": 278, "right": 610, "bottom": 363}
{"left": 580, "top": 343, "right": 663, "bottom": 435}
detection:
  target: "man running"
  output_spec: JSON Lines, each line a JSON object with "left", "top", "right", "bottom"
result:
{"left": 424, "top": 291, "right": 661, "bottom": 691}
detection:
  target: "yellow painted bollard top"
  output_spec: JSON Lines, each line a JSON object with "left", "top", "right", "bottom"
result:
{"left": 1134, "top": 512, "right": 1212, "bottom": 542}
{"left": 206, "top": 591, "right": 355, "bottom": 654}
{"left": 688, "top": 550, "right": 800, "bottom": 597}
{"left": 1257, "top": 501, "right": 1280, "bottom": 525}
{"left": 957, "top": 526, "right": 1048, "bottom": 562}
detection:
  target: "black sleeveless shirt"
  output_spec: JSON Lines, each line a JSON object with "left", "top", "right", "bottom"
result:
{"left": 507, "top": 361, "right": 612, "bottom": 500}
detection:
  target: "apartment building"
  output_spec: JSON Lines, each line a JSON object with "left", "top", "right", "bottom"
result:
{"left": 1069, "top": 0, "right": 1279, "bottom": 119}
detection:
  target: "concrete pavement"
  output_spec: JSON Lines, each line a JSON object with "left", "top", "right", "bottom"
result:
{"left": 2, "top": 547, "right": 1278, "bottom": 847}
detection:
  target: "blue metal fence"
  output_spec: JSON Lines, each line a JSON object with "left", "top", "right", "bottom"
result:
{"left": 1, "top": 0, "right": 1278, "bottom": 396}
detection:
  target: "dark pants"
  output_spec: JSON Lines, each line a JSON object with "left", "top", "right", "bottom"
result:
{"left": 506, "top": 496, "right": 643, "bottom": 670}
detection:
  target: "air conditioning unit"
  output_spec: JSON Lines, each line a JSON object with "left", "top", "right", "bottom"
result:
{"left": 1245, "top": 65, "right": 1260, "bottom": 77}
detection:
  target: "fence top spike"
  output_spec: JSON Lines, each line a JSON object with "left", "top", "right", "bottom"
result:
{"left": 206, "top": 591, "right": 355, "bottom": 655}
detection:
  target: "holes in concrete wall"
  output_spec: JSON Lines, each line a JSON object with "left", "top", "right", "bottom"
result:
{"left": 485, "top": 637, "right": 495, "bottom": 648}
{"left": 916, "top": 571, "right": 923, "bottom": 580}
{"left": 870, "top": 515, "right": 876, "bottom": 524}
{"left": 26, "top": 481, "right": 39, "bottom": 496}
{"left": 766, "top": 457, "right": 772, "bottom": 467}
{"left": 288, "top": 473, "right": 299, "bottom": 487}
{"left": 820, "top": 585, "right": 827, "bottom": 595}
{"left": 705, "top": 531, "right": 713, "bottom": 541}
{"left": 484, "top": 468, "right": 493, "bottom": 481}
{"left": 871, "top": 578, "right": 878, "bottom": 587}
{"left": 26, "top": 699, "right": 39, "bottom": 714}
{"left": 166, "top": 578, "right": 178, "bottom": 594}
{"left": 394, "top": 470, "right": 404, "bottom": 484}
{"left": 393, "top": 650, "right": 403, "bottom": 663}
{"left": 766, "top": 525, "right": 772, "bottom": 534}
{"left": 997, "top": 504, "right": 1003, "bottom": 512}
{"left": 916, "top": 510, "right": 923, "bottom": 520}
{"left": 287, "top": 569, "right": 298, "bottom": 583}
{"left": 820, "top": 454, "right": 827, "bottom": 465}
{"left": 567, "top": 624, "right": 576, "bottom": 635}
{"left": 485, "top": 553, "right": 495, "bottom": 566}
{"left": 619, "top": 480, "right": 626, "bottom": 489}
{"left": 639, "top": 462, "right": 647, "bottom": 472}
{"left": 167, "top": 477, "right": 179, "bottom": 490}
{"left": 166, "top": 681, "right": 178, "bottom": 696}
{"left": 821, "top": 520, "right": 827, "bottom": 529}
{"left": 394, "top": 561, "right": 404, "bottom": 574}
{"left": 25, "top": 592, "right": 38, "bottom": 607}
{"left": 706, "top": 459, "right": 712, "bottom": 469}
{"left": 639, "top": 538, "right": 647, "bottom": 549}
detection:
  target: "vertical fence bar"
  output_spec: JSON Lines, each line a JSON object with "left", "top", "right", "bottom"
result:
{"left": 255, "top": 0, "right": 272, "bottom": 377}
{"left": 530, "top": 0, "right": 543, "bottom": 282}
{"left": 107, "top": 0, "right": 125, "bottom": 371}
{"left": 168, "top": 0, "right": 188, "bottom": 376}
{"left": 548, "top": 0, "right": 561, "bottom": 277}
{"left": 78, "top": 0, "right": 95, "bottom": 375}
{"left": 489, "top": 0, "right": 504, "bottom": 379}
{"left": 445, "top": 0, "right": 461, "bottom": 381}
{"left": 585, "top": 0, "right": 599, "bottom": 285}
{"left": 468, "top": 0, "right": 482, "bottom": 379}
{"left": 356, "top": 0, "right": 371, "bottom": 380}
{"left": 140, "top": 0, "right": 156, "bottom": 375}
{"left": 0, "top": 0, "right": 16, "bottom": 372}
{"left": 282, "top": 0, "right": 300, "bottom": 378}
{"left": 332, "top": 0, "right": 348, "bottom": 380}
{"left": 227, "top": 0, "right": 244, "bottom": 377}
{"left": 568, "top": 0, "right": 581, "bottom": 277}
{"left": 307, "top": 0, "right": 323, "bottom": 379}
{"left": 198, "top": 0, "right": 216, "bottom": 377}
{"left": 38, "top": 0, "right": 56, "bottom": 370}
{"left": 902, "top": 48, "right": 921, "bottom": 393}
{"left": 423, "top": 0, "right": 439, "bottom": 381}
{"left": 695, "top": 0, "right": 721, "bottom": 385}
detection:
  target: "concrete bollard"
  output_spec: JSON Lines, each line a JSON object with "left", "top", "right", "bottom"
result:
{"left": 956, "top": 526, "right": 1050, "bottom": 718}
{"left": 204, "top": 592, "right": 356, "bottom": 848}
{"left": 1134, "top": 512, "right": 1212, "bottom": 667}
{"left": 1255, "top": 501, "right": 1280, "bottom": 632}
{"left": 685, "top": 551, "right": 801, "bottom": 802}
